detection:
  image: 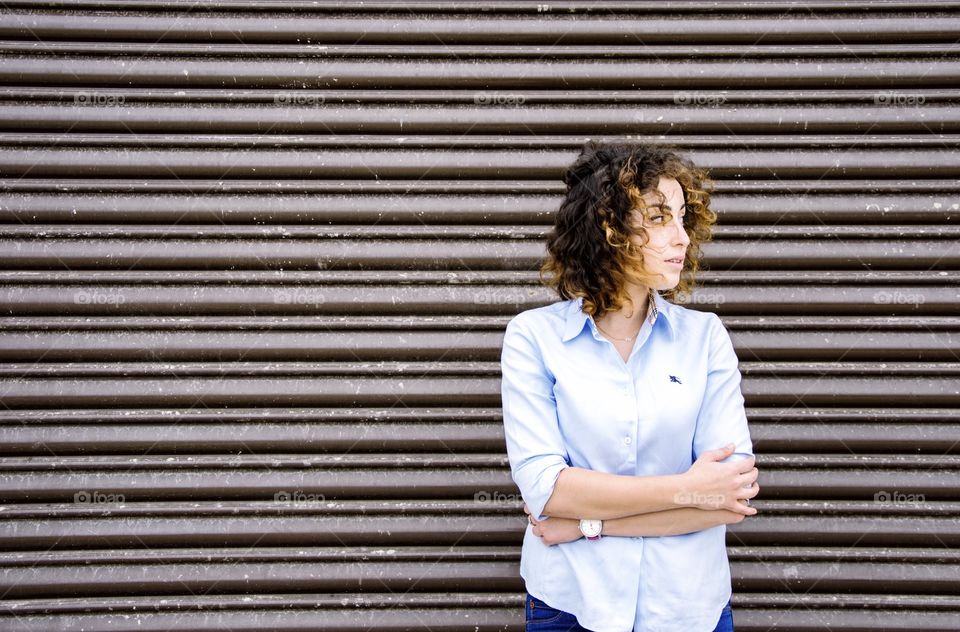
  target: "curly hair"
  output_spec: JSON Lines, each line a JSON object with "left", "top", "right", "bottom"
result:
{"left": 538, "top": 140, "right": 717, "bottom": 320}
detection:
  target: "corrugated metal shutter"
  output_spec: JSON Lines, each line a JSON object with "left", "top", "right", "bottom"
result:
{"left": 0, "top": 1, "right": 958, "bottom": 630}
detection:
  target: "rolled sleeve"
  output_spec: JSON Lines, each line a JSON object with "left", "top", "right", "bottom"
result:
{"left": 500, "top": 315, "right": 570, "bottom": 521}
{"left": 692, "top": 313, "right": 754, "bottom": 463}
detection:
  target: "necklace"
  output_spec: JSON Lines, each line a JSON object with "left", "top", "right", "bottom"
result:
{"left": 592, "top": 290, "right": 655, "bottom": 342}
{"left": 594, "top": 319, "right": 643, "bottom": 342}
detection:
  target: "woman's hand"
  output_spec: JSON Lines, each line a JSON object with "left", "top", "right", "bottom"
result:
{"left": 523, "top": 503, "right": 584, "bottom": 546}
{"left": 680, "top": 444, "right": 759, "bottom": 515}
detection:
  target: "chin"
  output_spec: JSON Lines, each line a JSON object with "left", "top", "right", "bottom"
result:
{"left": 651, "top": 271, "right": 682, "bottom": 291}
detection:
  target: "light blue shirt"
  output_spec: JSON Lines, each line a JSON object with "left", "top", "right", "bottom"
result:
{"left": 500, "top": 289, "right": 754, "bottom": 632}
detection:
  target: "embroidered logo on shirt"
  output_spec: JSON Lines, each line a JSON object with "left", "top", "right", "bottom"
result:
{"left": 669, "top": 375, "right": 682, "bottom": 384}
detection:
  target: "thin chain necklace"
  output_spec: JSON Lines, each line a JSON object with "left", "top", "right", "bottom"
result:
{"left": 594, "top": 319, "right": 642, "bottom": 342}
{"left": 592, "top": 290, "right": 656, "bottom": 342}
{"left": 594, "top": 291, "right": 655, "bottom": 342}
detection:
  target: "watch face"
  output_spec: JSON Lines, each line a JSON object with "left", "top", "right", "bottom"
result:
{"left": 580, "top": 519, "right": 601, "bottom": 538}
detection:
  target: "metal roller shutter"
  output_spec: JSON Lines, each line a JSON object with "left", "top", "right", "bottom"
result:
{"left": 0, "top": 1, "right": 958, "bottom": 630}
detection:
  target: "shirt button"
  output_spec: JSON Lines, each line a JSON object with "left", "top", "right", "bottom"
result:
{"left": 624, "top": 436, "right": 632, "bottom": 444}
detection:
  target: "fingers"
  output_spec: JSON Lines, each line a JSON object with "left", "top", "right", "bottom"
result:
{"left": 731, "top": 481, "right": 760, "bottom": 515}
{"left": 735, "top": 467, "right": 759, "bottom": 486}
{"left": 728, "top": 492, "right": 758, "bottom": 515}
{"left": 700, "top": 443, "right": 737, "bottom": 462}
{"left": 730, "top": 455, "right": 756, "bottom": 473}
{"left": 531, "top": 522, "right": 548, "bottom": 542}
{"left": 740, "top": 481, "right": 760, "bottom": 500}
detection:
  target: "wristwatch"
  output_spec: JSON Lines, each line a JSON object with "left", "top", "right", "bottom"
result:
{"left": 579, "top": 518, "right": 602, "bottom": 540}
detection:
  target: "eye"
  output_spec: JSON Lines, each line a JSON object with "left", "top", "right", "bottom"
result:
{"left": 647, "top": 205, "right": 683, "bottom": 225}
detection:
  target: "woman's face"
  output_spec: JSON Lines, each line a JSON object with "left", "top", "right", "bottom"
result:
{"left": 629, "top": 176, "right": 691, "bottom": 290}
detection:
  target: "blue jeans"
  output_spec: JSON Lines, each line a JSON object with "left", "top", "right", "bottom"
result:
{"left": 525, "top": 592, "right": 734, "bottom": 631}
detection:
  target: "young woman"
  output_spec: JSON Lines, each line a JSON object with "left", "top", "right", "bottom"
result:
{"left": 500, "top": 141, "right": 760, "bottom": 632}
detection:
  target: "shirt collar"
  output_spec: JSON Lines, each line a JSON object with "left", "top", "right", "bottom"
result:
{"left": 562, "top": 288, "right": 676, "bottom": 343}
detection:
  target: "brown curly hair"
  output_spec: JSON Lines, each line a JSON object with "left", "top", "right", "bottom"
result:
{"left": 538, "top": 140, "right": 717, "bottom": 320}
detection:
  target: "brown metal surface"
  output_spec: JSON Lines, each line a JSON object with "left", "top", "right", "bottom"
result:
{"left": 0, "top": 0, "right": 959, "bottom": 630}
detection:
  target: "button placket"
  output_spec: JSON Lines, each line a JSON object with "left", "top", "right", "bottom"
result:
{"left": 624, "top": 368, "right": 637, "bottom": 451}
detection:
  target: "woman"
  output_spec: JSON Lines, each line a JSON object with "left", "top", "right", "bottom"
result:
{"left": 499, "top": 141, "right": 760, "bottom": 632}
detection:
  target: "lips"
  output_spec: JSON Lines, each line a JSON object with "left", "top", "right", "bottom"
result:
{"left": 665, "top": 257, "right": 684, "bottom": 264}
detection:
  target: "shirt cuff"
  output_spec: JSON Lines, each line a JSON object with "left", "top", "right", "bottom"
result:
{"left": 517, "top": 456, "right": 570, "bottom": 522}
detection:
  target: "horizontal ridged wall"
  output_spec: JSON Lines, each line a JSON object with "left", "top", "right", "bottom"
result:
{"left": 0, "top": 1, "right": 958, "bottom": 630}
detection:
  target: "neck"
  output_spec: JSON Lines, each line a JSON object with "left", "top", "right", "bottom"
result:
{"left": 594, "top": 284, "right": 651, "bottom": 335}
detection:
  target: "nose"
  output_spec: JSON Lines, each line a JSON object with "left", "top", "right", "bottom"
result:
{"left": 672, "top": 213, "right": 691, "bottom": 247}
